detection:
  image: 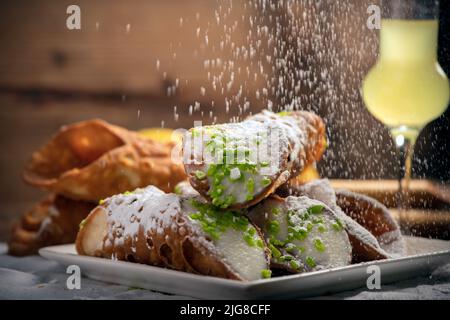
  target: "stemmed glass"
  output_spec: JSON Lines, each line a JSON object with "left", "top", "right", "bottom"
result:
{"left": 362, "top": 0, "right": 449, "bottom": 233}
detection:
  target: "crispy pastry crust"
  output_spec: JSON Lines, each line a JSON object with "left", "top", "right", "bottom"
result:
{"left": 335, "top": 189, "right": 405, "bottom": 258}
{"left": 76, "top": 187, "right": 270, "bottom": 281}
{"left": 277, "top": 179, "right": 405, "bottom": 262}
{"left": 23, "top": 119, "right": 186, "bottom": 202}
{"left": 248, "top": 195, "right": 352, "bottom": 273}
{"left": 8, "top": 195, "right": 95, "bottom": 256}
{"left": 184, "top": 111, "right": 326, "bottom": 210}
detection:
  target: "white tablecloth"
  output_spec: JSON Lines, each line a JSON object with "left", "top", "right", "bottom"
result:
{"left": 0, "top": 243, "right": 449, "bottom": 300}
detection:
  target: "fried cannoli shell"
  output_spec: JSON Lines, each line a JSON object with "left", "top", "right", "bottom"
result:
{"left": 23, "top": 119, "right": 186, "bottom": 202}
{"left": 76, "top": 186, "right": 270, "bottom": 281}
{"left": 277, "top": 179, "right": 402, "bottom": 262}
{"left": 248, "top": 195, "right": 352, "bottom": 273}
{"left": 76, "top": 206, "right": 242, "bottom": 279}
{"left": 335, "top": 189, "right": 405, "bottom": 258}
{"left": 183, "top": 110, "right": 326, "bottom": 210}
{"left": 8, "top": 195, "right": 95, "bottom": 256}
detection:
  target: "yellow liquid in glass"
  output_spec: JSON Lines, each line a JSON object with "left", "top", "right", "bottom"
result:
{"left": 363, "top": 19, "right": 449, "bottom": 130}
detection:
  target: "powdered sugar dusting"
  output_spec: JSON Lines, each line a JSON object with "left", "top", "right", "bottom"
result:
{"left": 103, "top": 186, "right": 184, "bottom": 249}
{"left": 98, "top": 185, "right": 268, "bottom": 280}
{"left": 285, "top": 179, "right": 388, "bottom": 256}
{"left": 184, "top": 110, "right": 320, "bottom": 207}
{"left": 377, "top": 229, "right": 405, "bottom": 258}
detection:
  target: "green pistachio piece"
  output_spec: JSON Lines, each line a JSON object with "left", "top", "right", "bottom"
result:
{"left": 261, "top": 269, "right": 272, "bottom": 279}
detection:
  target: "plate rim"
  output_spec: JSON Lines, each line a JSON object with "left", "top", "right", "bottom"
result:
{"left": 39, "top": 243, "right": 450, "bottom": 288}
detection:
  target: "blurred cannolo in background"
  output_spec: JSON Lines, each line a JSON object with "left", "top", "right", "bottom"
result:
{"left": 8, "top": 120, "right": 186, "bottom": 255}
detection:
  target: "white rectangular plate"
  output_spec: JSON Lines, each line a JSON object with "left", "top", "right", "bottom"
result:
{"left": 40, "top": 237, "right": 450, "bottom": 299}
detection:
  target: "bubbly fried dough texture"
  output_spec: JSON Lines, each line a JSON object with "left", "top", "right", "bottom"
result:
{"left": 8, "top": 195, "right": 95, "bottom": 256}
{"left": 76, "top": 186, "right": 270, "bottom": 281}
{"left": 23, "top": 119, "right": 187, "bottom": 202}
{"left": 183, "top": 110, "right": 326, "bottom": 210}
{"left": 278, "top": 179, "right": 404, "bottom": 262}
{"left": 335, "top": 189, "right": 405, "bottom": 258}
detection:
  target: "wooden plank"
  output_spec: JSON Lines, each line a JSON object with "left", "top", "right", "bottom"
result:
{"left": 0, "top": 0, "right": 266, "bottom": 101}
{"left": 331, "top": 179, "right": 450, "bottom": 209}
{"left": 390, "top": 209, "right": 450, "bottom": 240}
{"left": 390, "top": 209, "right": 450, "bottom": 225}
{"left": 0, "top": 91, "right": 265, "bottom": 207}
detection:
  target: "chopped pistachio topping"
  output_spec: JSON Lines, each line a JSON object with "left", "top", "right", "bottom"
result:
{"left": 332, "top": 218, "right": 344, "bottom": 231}
{"left": 188, "top": 200, "right": 262, "bottom": 247}
{"left": 290, "top": 260, "right": 301, "bottom": 270}
{"left": 285, "top": 205, "right": 329, "bottom": 243}
{"left": 312, "top": 216, "right": 324, "bottom": 224}
{"left": 280, "top": 255, "right": 294, "bottom": 262}
{"left": 306, "top": 256, "right": 317, "bottom": 268}
{"left": 199, "top": 129, "right": 270, "bottom": 208}
{"left": 195, "top": 170, "right": 207, "bottom": 180}
{"left": 287, "top": 225, "right": 308, "bottom": 241}
{"left": 268, "top": 243, "right": 282, "bottom": 258}
{"left": 313, "top": 238, "right": 326, "bottom": 252}
{"left": 267, "top": 204, "right": 341, "bottom": 270}
{"left": 267, "top": 220, "right": 280, "bottom": 235}
{"left": 246, "top": 178, "right": 255, "bottom": 199}
{"left": 174, "top": 185, "right": 182, "bottom": 195}
{"left": 243, "top": 226, "right": 259, "bottom": 247}
{"left": 284, "top": 243, "right": 297, "bottom": 253}
{"left": 256, "top": 239, "right": 265, "bottom": 248}
{"left": 260, "top": 161, "right": 270, "bottom": 167}
{"left": 243, "top": 234, "right": 255, "bottom": 246}
{"left": 269, "top": 236, "right": 285, "bottom": 247}
{"left": 271, "top": 207, "right": 281, "bottom": 215}
{"left": 262, "top": 177, "right": 271, "bottom": 187}
{"left": 261, "top": 269, "right": 272, "bottom": 279}
{"left": 307, "top": 205, "right": 325, "bottom": 215}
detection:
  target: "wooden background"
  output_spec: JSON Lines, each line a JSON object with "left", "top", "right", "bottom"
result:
{"left": 0, "top": 0, "right": 449, "bottom": 240}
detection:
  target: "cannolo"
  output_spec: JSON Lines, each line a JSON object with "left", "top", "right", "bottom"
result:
{"left": 8, "top": 195, "right": 95, "bottom": 256}
{"left": 335, "top": 189, "right": 405, "bottom": 257}
{"left": 76, "top": 186, "right": 271, "bottom": 281}
{"left": 277, "top": 179, "right": 405, "bottom": 262}
{"left": 248, "top": 195, "right": 352, "bottom": 273}
{"left": 23, "top": 119, "right": 187, "bottom": 202}
{"left": 183, "top": 110, "right": 326, "bottom": 210}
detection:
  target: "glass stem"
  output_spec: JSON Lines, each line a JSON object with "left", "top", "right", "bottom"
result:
{"left": 391, "top": 128, "right": 418, "bottom": 235}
